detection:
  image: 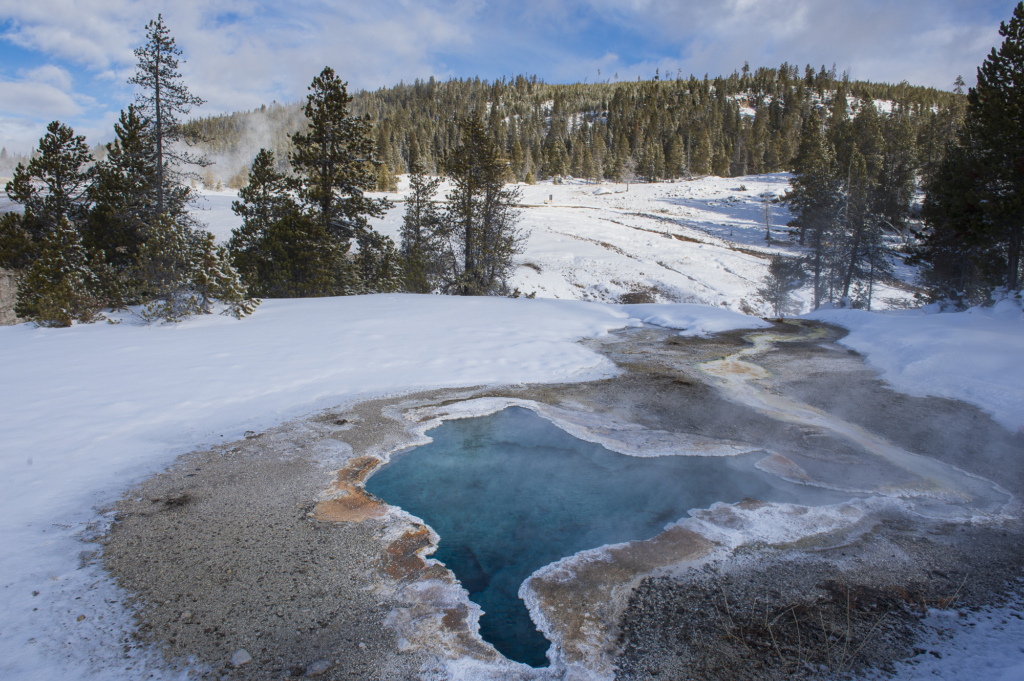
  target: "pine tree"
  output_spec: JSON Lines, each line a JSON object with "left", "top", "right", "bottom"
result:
{"left": 355, "top": 229, "right": 403, "bottom": 293}
{"left": 916, "top": 3, "right": 1024, "bottom": 298}
{"left": 255, "top": 212, "right": 354, "bottom": 298}
{"left": 288, "top": 67, "right": 393, "bottom": 295}
{"left": 129, "top": 14, "right": 209, "bottom": 218}
{"left": 289, "top": 67, "right": 390, "bottom": 243}
{"left": 964, "top": 1, "right": 1024, "bottom": 289}
{"left": 85, "top": 105, "right": 159, "bottom": 272}
{"left": 786, "top": 110, "right": 843, "bottom": 308}
{"left": 4, "top": 121, "right": 92, "bottom": 242}
{"left": 135, "top": 215, "right": 204, "bottom": 321}
{"left": 400, "top": 163, "right": 442, "bottom": 293}
{"left": 193, "top": 232, "right": 259, "bottom": 317}
{"left": 15, "top": 219, "right": 109, "bottom": 326}
{"left": 756, "top": 254, "right": 804, "bottom": 317}
{"left": 439, "top": 117, "right": 526, "bottom": 296}
{"left": 914, "top": 126, "right": 993, "bottom": 306}
{"left": 228, "top": 148, "right": 297, "bottom": 290}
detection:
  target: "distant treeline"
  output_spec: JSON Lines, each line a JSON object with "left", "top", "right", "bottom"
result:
{"left": 184, "top": 64, "right": 964, "bottom": 188}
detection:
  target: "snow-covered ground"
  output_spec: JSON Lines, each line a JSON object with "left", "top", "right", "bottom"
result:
{"left": 808, "top": 299, "right": 1024, "bottom": 433}
{"left": 196, "top": 173, "right": 917, "bottom": 315}
{"left": 869, "top": 592, "right": 1024, "bottom": 681}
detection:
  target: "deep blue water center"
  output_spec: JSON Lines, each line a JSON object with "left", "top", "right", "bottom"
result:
{"left": 365, "top": 407, "right": 849, "bottom": 667}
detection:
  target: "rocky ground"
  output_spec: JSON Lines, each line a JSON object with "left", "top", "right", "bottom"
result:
{"left": 98, "top": 321, "right": 1024, "bottom": 680}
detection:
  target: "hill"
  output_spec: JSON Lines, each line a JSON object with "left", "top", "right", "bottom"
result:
{"left": 182, "top": 65, "right": 964, "bottom": 190}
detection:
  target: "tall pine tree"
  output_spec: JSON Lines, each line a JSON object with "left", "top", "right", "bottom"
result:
{"left": 129, "top": 14, "right": 209, "bottom": 219}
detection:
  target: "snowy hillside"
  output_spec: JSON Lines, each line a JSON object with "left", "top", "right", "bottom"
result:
{"left": 193, "top": 173, "right": 919, "bottom": 314}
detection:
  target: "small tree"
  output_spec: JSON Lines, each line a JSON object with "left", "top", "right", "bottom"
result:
{"left": 85, "top": 105, "right": 159, "bottom": 272}
{"left": 15, "top": 219, "right": 110, "bottom": 326}
{"left": 399, "top": 163, "right": 442, "bottom": 293}
{"left": 756, "top": 255, "right": 805, "bottom": 317}
{"left": 192, "top": 232, "right": 259, "bottom": 317}
{"left": 135, "top": 215, "right": 203, "bottom": 322}
{"left": 228, "top": 148, "right": 297, "bottom": 290}
{"left": 355, "top": 229, "right": 403, "bottom": 293}
{"left": 619, "top": 154, "right": 638, "bottom": 191}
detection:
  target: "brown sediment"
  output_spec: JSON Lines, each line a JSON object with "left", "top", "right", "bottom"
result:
{"left": 527, "top": 525, "right": 718, "bottom": 673}
{"left": 312, "top": 455, "right": 388, "bottom": 522}
{"left": 381, "top": 525, "right": 452, "bottom": 583}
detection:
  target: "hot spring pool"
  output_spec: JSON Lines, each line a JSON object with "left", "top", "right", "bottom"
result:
{"left": 365, "top": 407, "right": 853, "bottom": 667}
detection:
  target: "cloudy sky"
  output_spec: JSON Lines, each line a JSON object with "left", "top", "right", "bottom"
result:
{"left": 0, "top": 0, "right": 1015, "bottom": 153}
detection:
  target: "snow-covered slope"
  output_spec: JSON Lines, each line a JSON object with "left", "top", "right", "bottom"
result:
{"left": 196, "top": 173, "right": 918, "bottom": 315}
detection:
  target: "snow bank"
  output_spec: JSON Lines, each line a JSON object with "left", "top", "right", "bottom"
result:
{"left": 620, "top": 302, "right": 771, "bottom": 337}
{"left": 806, "top": 305, "right": 1024, "bottom": 432}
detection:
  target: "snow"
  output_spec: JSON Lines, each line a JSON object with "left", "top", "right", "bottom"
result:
{"left": 806, "top": 300, "right": 1024, "bottom": 432}
{"left": 191, "top": 187, "right": 241, "bottom": 242}
{"left": 0, "top": 294, "right": 771, "bottom": 680}
{"left": 860, "top": 590, "right": 1024, "bottom": 681}
{"left": 187, "top": 174, "right": 918, "bottom": 316}
{"left": 621, "top": 302, "right": 770, "bottom": 336}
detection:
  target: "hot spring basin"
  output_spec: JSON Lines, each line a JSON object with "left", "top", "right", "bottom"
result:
{"left": 366, "top": 407, "right": 854, "bottom": 667}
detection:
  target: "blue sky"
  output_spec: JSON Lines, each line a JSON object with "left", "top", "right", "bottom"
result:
{"left": 0, "top": 0, "right": 1016, "bottom": 153}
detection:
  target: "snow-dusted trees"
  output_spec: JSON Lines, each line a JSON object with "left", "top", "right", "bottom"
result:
{"left": 0, "top": 123, "right": 120, "bottom": 325}
{"left": 786, "top": 111, "right": 843, "bottom": 309}
{"left": 438, "top": 116, "right": 526, "bottom": 296}
{"left": 785, "top": 103, "right": 903, "bottom": 311}
{"left": 0, "top": 17, "right": 257, "bottom": 326}
{"left": 4, "top": 122, "right": 92, "bottom": 237}
{"left": 84, "top": 106, "right": 158, "bottom": 271}
{"left": 14, "top": 219, "right": 111, "bottom": 327}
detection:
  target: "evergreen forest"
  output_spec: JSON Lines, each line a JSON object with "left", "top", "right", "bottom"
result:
{"left": 185, "top": 64, "right": 963, "bottom": 190}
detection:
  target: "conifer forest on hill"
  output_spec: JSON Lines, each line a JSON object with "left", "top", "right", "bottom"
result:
{"left": 184, "top": 65, "right": 962, "bottom": 189}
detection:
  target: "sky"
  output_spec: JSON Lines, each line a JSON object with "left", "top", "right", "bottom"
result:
{"left": 0, "top": 0, "right": 1016, "bottom": 154}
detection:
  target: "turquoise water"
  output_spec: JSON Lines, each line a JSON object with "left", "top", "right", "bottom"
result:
{"left": 366, "top": 407, "right": 852, "bottom": 667}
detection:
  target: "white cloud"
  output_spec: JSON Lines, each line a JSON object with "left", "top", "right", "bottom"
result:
{"left": 18, "top": 64, "right": 72, "bottom": 91}
{"left": 576, "top": 0, "right": 1005, "bottom": 88}
{"left": 0, "top": 0, "right": 1014, "bottom": 152}
{"left": 0, "top": 79, "right": 83, "bottom": 118}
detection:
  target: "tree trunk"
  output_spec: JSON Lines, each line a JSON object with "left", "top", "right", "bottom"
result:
{"left": 841, "top": 223, "right": 862, "bottom": 300}
{"left": 1007, "top": 222, "right": 1022, "bottom": 290}
{"left": 155, "top": 52, "right": 163, "bottom": 217}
